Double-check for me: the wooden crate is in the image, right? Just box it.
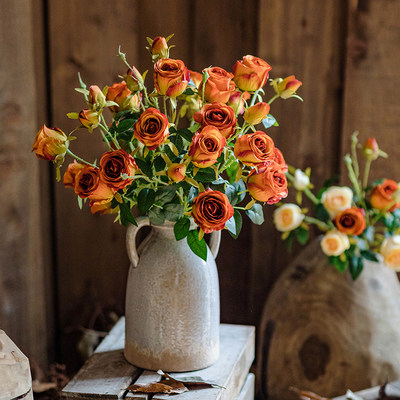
[62,318,255,400]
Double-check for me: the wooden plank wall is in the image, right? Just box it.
[1,0,400,372]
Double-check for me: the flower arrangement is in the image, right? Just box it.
[32,35,302,260]
[273,132,400,279]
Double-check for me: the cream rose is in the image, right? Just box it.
[293,169,310,191]
[320,229,350,256]
[381,235,400,271]
[321,186,353,218]
[273,204,304,232]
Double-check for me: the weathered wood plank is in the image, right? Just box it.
[95,318,125,354]
[334,381,400,400]
[236,373,255,400]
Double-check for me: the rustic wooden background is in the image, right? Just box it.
[1,0,399,374]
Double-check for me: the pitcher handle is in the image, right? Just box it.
[209,230,221,259]
[126,216,151,268]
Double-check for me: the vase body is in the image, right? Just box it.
[257,238,400,400]
[124,218,220,372]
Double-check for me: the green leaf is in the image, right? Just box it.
[187,186,199,203]
[296,227,309,245]
[137,188,156,214]
[170,134,184,154]
[176,128,195,142]
[187,230,207,261]
[183,88,195,95]
[135,158,153,178]
[77,195,83,210]
[119,201,137,226]
[245,203,264,225]
[153,155,166,172]
[349,256,364,280]
[148,207,165,225]
[262,114,278,129]
[117,118,136,133]
[285,231,294,252]
[225,180,246,206]
[174,217,191,240]
[154,185,177,206]
[364,226,375,243]
[315,203,331,223]
[226,210,242,239]
[164,203,184,222]
[360,250,379,262]
[328,255,347,273]
[226,162,239,184]
[193,167,216,183]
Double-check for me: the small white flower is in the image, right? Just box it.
[321,186,353,219]
[293,169,310,191]
[320,229,350,256]
[381,235,400,271]
[273,204,304,232]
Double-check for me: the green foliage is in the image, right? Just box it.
[174,217,191,240]
[349,256,363,280]
[187,230,207,261]
[225,180,246,206]
[225,210,243,239]
[119,200,137,226]
[137,188,156,214]
[245,203,264,225]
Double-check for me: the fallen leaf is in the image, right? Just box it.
[157,370,225,389]
[290,386,332,400]
[159,379,189,394]
[127,382,177,394]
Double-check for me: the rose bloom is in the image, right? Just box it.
[74,165,114,202]
[228,90,250,114]
[99,149,138,190]
[271,75,302,99]
[79,109,100,132]
[200,67,236,103]
[243,102,270,125]
[370,179,399,212]
[191,189,234,233]
[63,160,85,188]
[234,131,275,166]
[247,163,288,204]
[381,235,400,271]
[335,207,366,236]
[321,186,353,218]
[133,107,169,149]
[167,163,187,182]
[188,126,226,168]
[189,70,203,88]
[273,148,288,172]
[151,36,169,59]
[193,102,237,139]
[88,85,106,109]
[233,55,271,92]
[106,81,132,112]
[293,169,310,191]
[90,199,117,215]
[154,58,190,97]
[32,125,69,161]
[273,204,304,232]
[320,229,350,256]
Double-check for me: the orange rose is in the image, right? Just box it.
[63,161,85,188]
[233,55,271,92]
[335,207,366,236]
[188,126,226,168]
[193,102,237,139]
[90,199,118,215]
[247,163,288,204]
[234,131,275,166]
[32,125,69,162]
[106,81,132,112]
[243,102,270,125]
[167,163,187,182]
[151,36,169,59]
[99,149,138,190]
[154,58,190,97]
[273,147,288,172]
[74,165,114,202]
[88,85,106,109]
[189,70,203,88]
[370,179,399,211]
[133,107,169,149]
[79,109,100,132]
[200,67,236,103]
[271,75,302,99]
[191,189,234,233]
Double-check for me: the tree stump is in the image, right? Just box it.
[257,239,400,400]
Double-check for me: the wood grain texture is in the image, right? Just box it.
[0,0,48,367]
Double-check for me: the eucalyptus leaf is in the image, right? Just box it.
[226,210,242,239]
[148,207,166,225]
[225,180,246,206]
[164,203,184,222]
[154,185,177,206]
[245,203,264,225]
[262,114,278,129]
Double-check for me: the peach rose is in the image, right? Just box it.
[273,147,288,172]
[274,204,304,232]
[32,125,69,162]
[321,186,353,218]
[133,107,169,149]
[234,131,275,166]
[370,179,399,212]
[99,149,138,190]
[88,85,106,109]
[154,58,190,97]
[106,81,132,113]
[247,163,288,204]
[151,36,169,59]
[63,161,85,188]
[191,189,234,233]
[243,102,270,125]
[228,90,250,114]
[381,236,400,271]
[271,75,302,99]
[200,67,236,103]
[233,55,271,92]
[188,126,226,168]
[74,165,114,202]
[167,163,187,182]
[79,109,100,132]
[335,207,366,236]
[193,102,237,139]
[320,229,350,256]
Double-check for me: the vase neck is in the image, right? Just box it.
[151,222,176,239]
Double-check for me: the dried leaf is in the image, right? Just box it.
[127,382,176,394]
[290,386,332,400]
[157,370,224,389]
[159,379,189,394]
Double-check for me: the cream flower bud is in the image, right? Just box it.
[293,169,310,191]
[320,229,350,256]
[381,235,400,271]
[321,186,353,219]
[273,204,304,232]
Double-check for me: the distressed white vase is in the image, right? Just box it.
[124,217,221,372]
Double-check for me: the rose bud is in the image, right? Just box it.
[167,163,187,182]
[63,160,85,188]
[228,90,250,114]
[200,67,236,104]
[188,126,226,168]
[151,36,169,59]
[88,85,107,109]
[126,93,141,111]
[106,81,132,112]
[320,229,350,256]
[234,131,275,166]
[271,75,302,99]
[334,207,366,236]
[381,235,400,271]
[370,179,399,212]
[99,149,138,190]
[189,70,203,88]
[273,204,304,232]
[247,163,288,204]
[321,186,353,218]
[125,66,143,92]
[32,125,69,162]
[74,165,114,202]
[133,107,169,149]
[233,55,271,92]
[154,58,190,97]
[191,189,234,234]
[293,169,310,191]
[273,147,288,172]
[243,102,270,125]
[79,109,100,132]
[193,102,237,139]
[90,199,117,215]
[362,138,388,161]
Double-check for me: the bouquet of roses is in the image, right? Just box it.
[32,35,302,260]
[273,132,400,279]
